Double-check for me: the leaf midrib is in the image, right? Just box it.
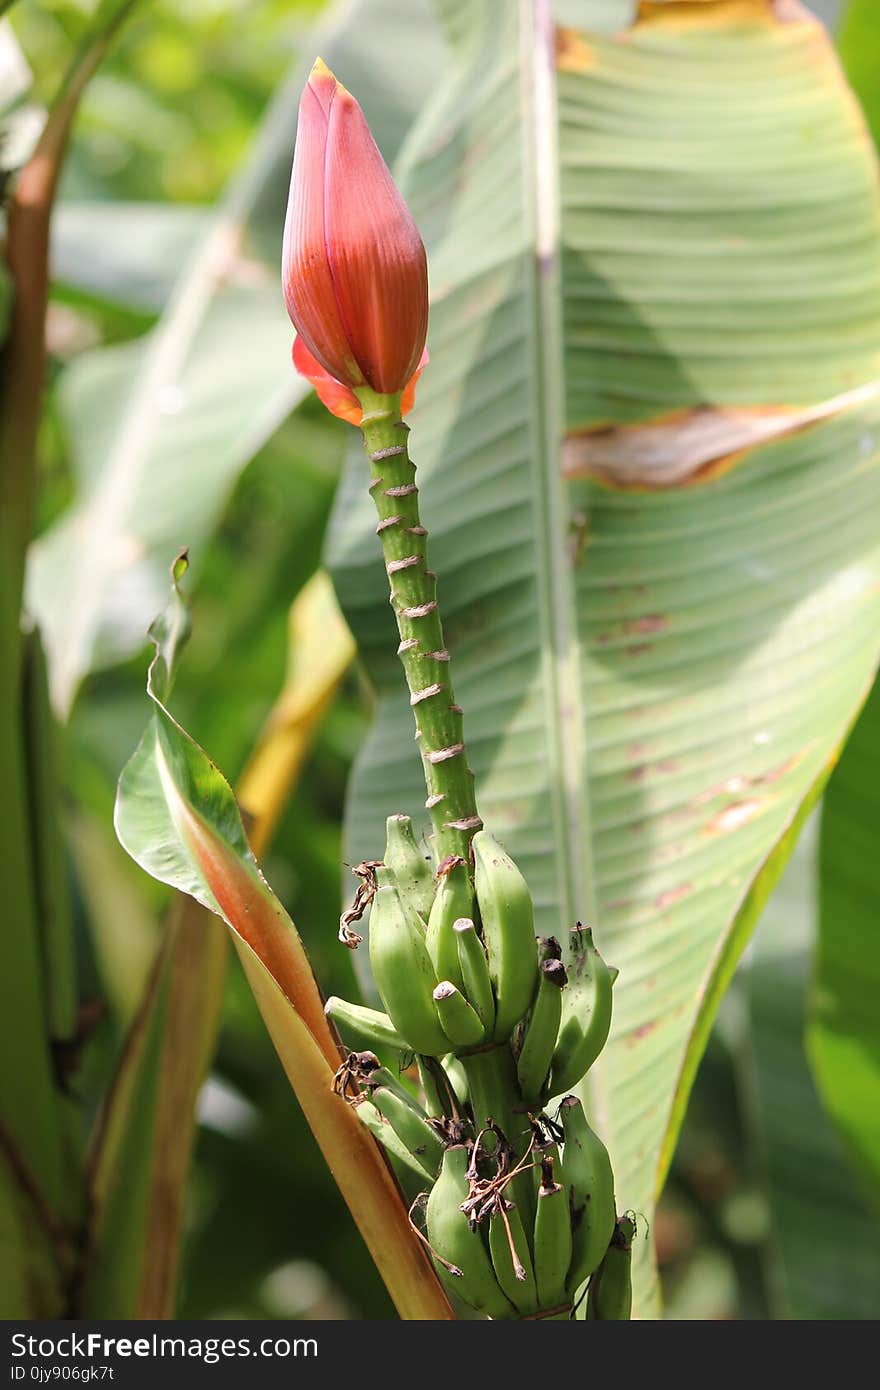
[519,1,611,1140]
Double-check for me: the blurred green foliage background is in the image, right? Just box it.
[6,0,877,1319]
[15,1,322,201]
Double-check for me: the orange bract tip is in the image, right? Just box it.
[292,336,362,424]
[293,336,428,424]
[400,347,429,417]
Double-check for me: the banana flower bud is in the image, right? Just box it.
[282,58,429,418]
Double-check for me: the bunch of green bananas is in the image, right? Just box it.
[325,814,631,1320]
[421,1101,632,1319]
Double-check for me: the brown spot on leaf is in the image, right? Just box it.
[655,883,693,910]
[568,511,590,566]
[705,799,763,834]
[563,386,879,491]
[759,752,806,784]
[625,614,667,635]
[628,756,681,785]
[693,750,808,806]
[694,774,753,805]
[627,1019,659,1049]
[555,26,596,72]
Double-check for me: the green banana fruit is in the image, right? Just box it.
[324,996,407,1055]
[368,868,449,1056]
[433,981,485,1049]
[516,958,567,1107]
[354,1099,436,1182]
[363,1063,423,1108]
[559,1095,616,1293]
[586,1215,634,1320]
[425,857,472,991]
[418,1056,459,1118]
[453,917,496,1033]
[472,830,539,1042]
[384,813,435,923]
[532,1156,572,1312]
[443,1055,469,1105]
[549,925,615,1097]
[370,1086,443,1177]
[488,1200,539,1315]
[425,1145,516,1319]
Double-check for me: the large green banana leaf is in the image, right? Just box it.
[327,0,880,1315]
[26,0,445,718]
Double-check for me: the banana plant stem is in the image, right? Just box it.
[357,387,481,865]
[461,1046,536,1233]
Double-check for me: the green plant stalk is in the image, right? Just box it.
[356,387,481,865]
[357,386,538,1240]
[461,1046,535,1231]
[461,1048,519,1144]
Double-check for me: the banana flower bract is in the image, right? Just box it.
[283,58,428,418]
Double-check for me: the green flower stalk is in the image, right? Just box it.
[283,59,629,1322]
[282,58,479,864]
[355,386,482,863]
